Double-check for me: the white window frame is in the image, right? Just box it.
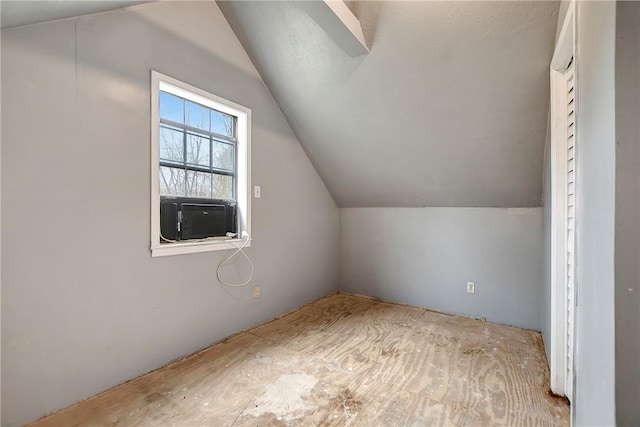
[549,1,575,399]
[150,71,251,257]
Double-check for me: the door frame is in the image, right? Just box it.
[549,0,576,399]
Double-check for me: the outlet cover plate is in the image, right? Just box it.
[467,282,475,294]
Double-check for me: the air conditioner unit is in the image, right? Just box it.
[160,197,237,242]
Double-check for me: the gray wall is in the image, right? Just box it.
[339,208,542,330]
[574,1,617,425]
[615,2,640,425]
[0,2,339,426]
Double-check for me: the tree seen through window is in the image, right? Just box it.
[158,91,236,200]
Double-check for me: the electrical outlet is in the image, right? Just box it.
[253,286,261,298]
[254,185,261,198]
[467,282,475,294]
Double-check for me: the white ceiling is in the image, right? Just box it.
[1,0,150,29]
[219,1,560,207]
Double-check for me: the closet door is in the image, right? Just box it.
[565,61,576,401]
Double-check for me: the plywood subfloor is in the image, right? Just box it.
[29,293,569,426]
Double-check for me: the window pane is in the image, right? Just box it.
[212,141,234,171]
[212,174,233,199]
[186,133,210,167]
[160,91,184,123]
[159,166,185,196]
[186,170,212,199]
[185,100,209,131]
[159,126,184,163]
[211,110,235,137]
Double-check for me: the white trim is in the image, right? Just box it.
[150,71,251,257]
[302,1,369,57]
[151,238,252,258]
[551,3,575,70]
[549,67,568,397]
[548,1,575,399]
[322,1,369,55]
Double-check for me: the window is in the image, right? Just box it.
[158,90,236,200]
[150,71,251,257]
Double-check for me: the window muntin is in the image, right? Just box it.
[158,90,237,201]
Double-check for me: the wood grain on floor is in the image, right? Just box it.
[28,293,569,426]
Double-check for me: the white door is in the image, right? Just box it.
[549,0,575,399]
[564,61,576,401]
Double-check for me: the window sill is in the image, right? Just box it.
[151,238,251,257]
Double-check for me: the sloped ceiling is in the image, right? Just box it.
[0,1,150,29]
[218,1,559,207]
